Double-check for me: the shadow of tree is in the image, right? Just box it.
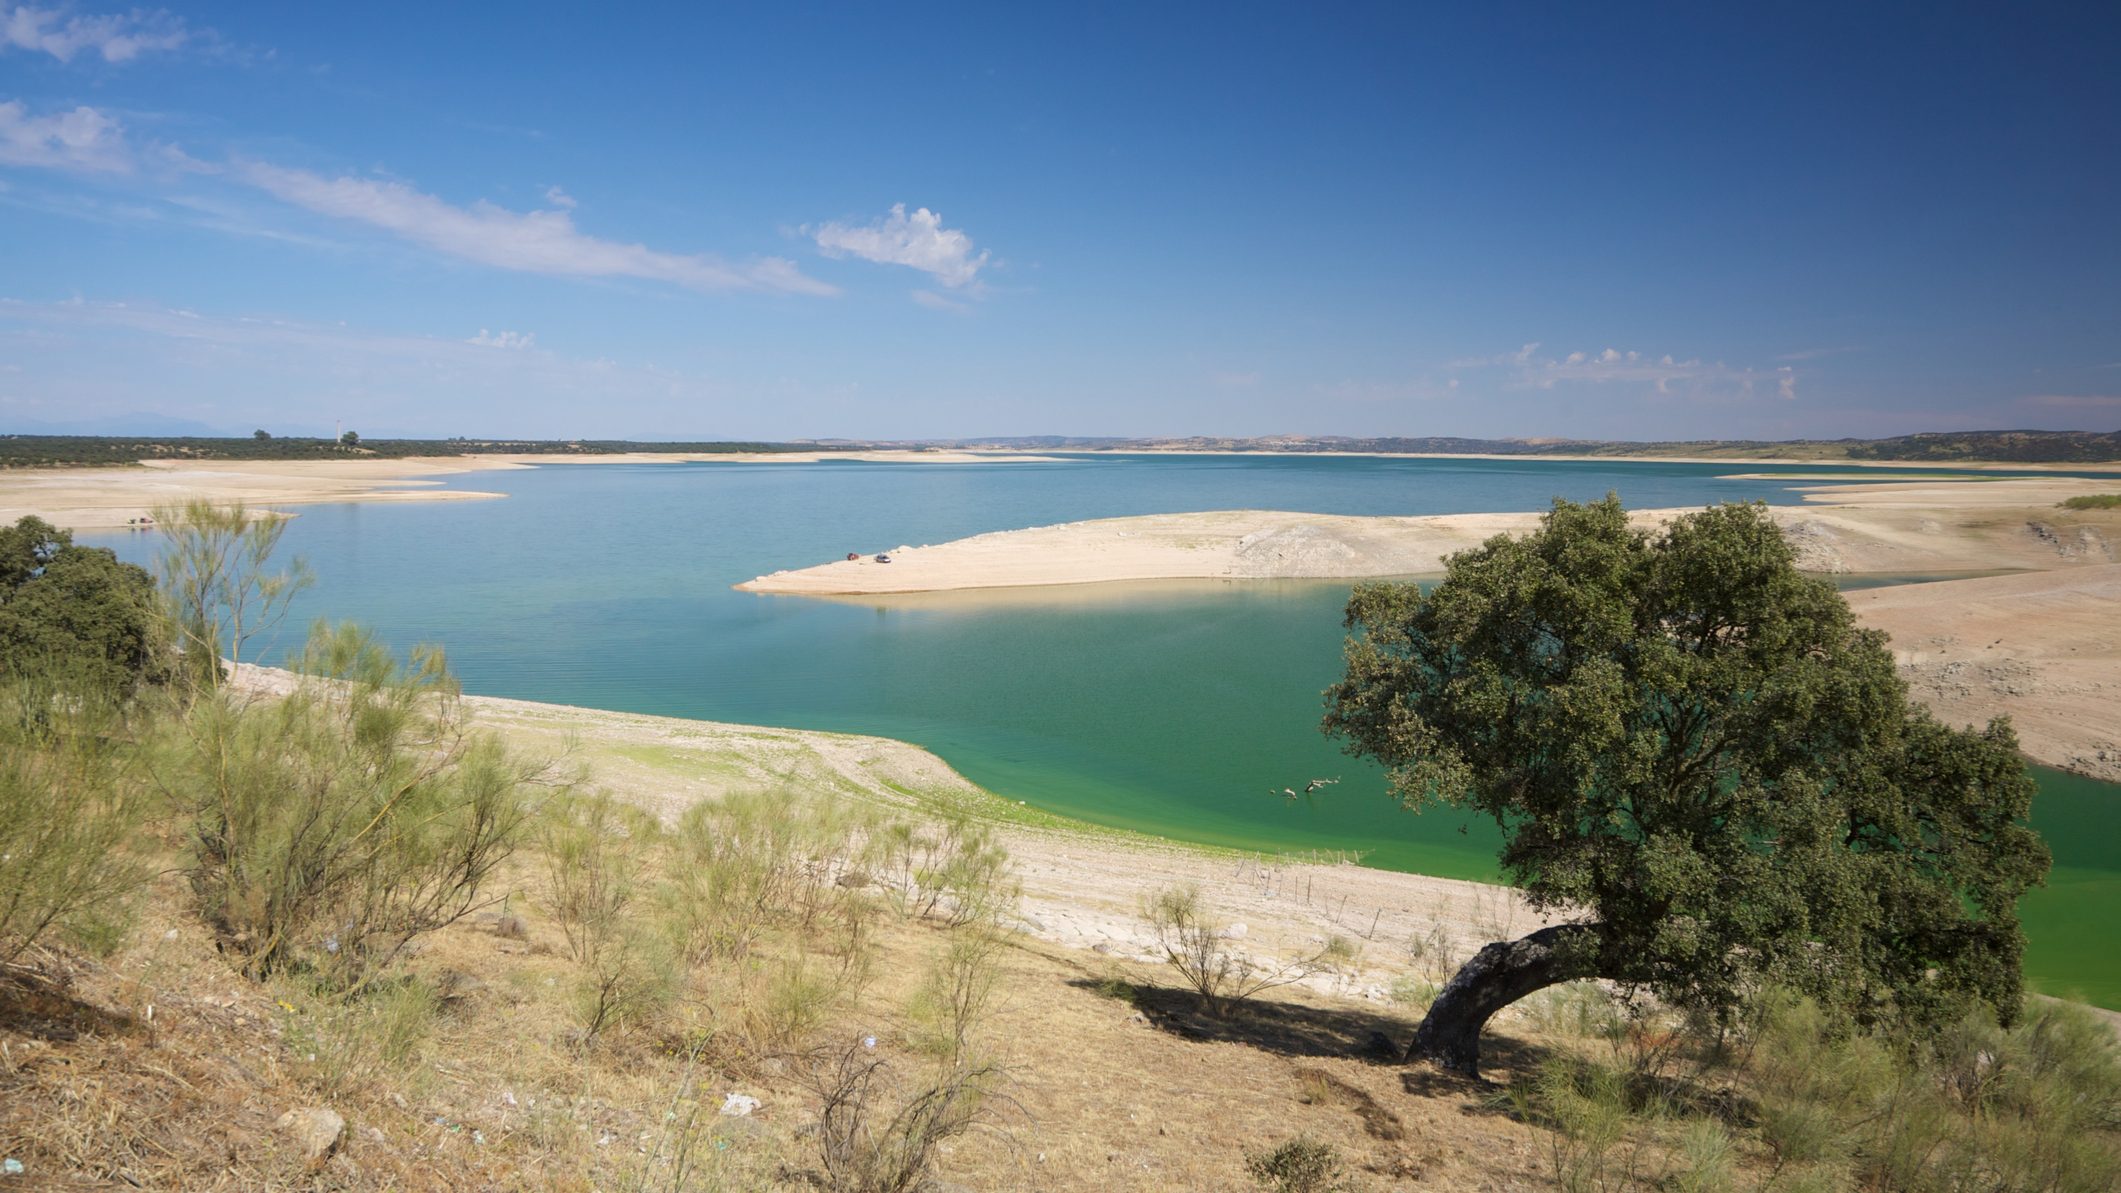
[0,969,142,1043]
[1068,977,1416,1062]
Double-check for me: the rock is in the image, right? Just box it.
[719,1093,761,1117]
[276,1107,345,1166]
[1091,942,1115,954]
[1221,922,1248,940]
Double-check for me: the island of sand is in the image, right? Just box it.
[740,475,2121,781]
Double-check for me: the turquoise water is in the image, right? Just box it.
[86,454,2121,1006]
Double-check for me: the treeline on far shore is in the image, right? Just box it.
[0,435,830,468]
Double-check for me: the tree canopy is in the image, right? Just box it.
[1324,496,2050,1075]
[0,516,167,692]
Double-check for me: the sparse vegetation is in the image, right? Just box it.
[2060,492,2121,509]
[1141,883,1354,1017]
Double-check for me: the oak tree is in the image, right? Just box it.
[1324,497,2049,1076]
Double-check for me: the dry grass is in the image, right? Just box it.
[0,834,1576,1191]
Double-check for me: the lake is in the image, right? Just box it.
[88,453,2121,1007]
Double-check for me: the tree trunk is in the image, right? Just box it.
[1408,922,1601,1078]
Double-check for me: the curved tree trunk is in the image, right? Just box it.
[1408,923,1602,1078]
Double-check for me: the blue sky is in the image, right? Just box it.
[1,3,2116,441]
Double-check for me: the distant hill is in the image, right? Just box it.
[936,430,2121,465]
[3,428,2116,469]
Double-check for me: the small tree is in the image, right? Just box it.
[339,430,360,447]
[152,501,309,694]
[1324,497,2049,1076]
[253,428,271,440]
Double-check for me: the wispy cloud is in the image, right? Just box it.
[0,99,131,172]
[239,161,837,296]
[811,203,988,289]
[2,3,190,63]
[1453,343,1796,401]
[468,328,535,349]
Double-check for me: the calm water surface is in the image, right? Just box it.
[89,454,2121,1007]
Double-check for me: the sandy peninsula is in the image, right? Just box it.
[0,450,1062,531]
[736,476,2121,779]
[738,476,2121,596]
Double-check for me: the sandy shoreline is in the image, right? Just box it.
[736,479,2121,780]
[414,677,1560,1005]
[739,476,2121,595]
[0,450,1062,530]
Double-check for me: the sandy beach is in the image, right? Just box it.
[0,450,1061,530]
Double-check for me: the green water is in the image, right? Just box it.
[86,453,2121,1007]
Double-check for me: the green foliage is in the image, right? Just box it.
[1242,1136,1349,1193]
[907,924,1007,1065]
[0,515,167,692]
[1745,988,2121,1192]
[172,622,547,984]
[1324,496,2050,1041]
[0,670,152,965]
[151,500,309,691]
[2060,493,2121,510]
[540,791,677,1042]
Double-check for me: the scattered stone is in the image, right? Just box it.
[361,1126,385,1144]
[276,1107,345,1166]
[719,1093,761,1117]
[1221,922,1248,940]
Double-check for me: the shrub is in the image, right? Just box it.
[908,925,1007,1065]
[1242,1136,1348,1193]
[0,672,151,965]
[151,500,309,693]
[807,1036,998,1193]
[1140,884,1351,1017]
[541,790,676,1042]
[174,622,547,984]
[2059,493,2121,510]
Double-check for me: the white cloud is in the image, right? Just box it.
[1447,342,1797,401]
[0,99,132,172]
[811,203,988,288]
[240,161,837,296]
[468,328,535,349]
[2,3,189,62]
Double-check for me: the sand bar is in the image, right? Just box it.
[738,476,2121,595]
[0,450,1062,531]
